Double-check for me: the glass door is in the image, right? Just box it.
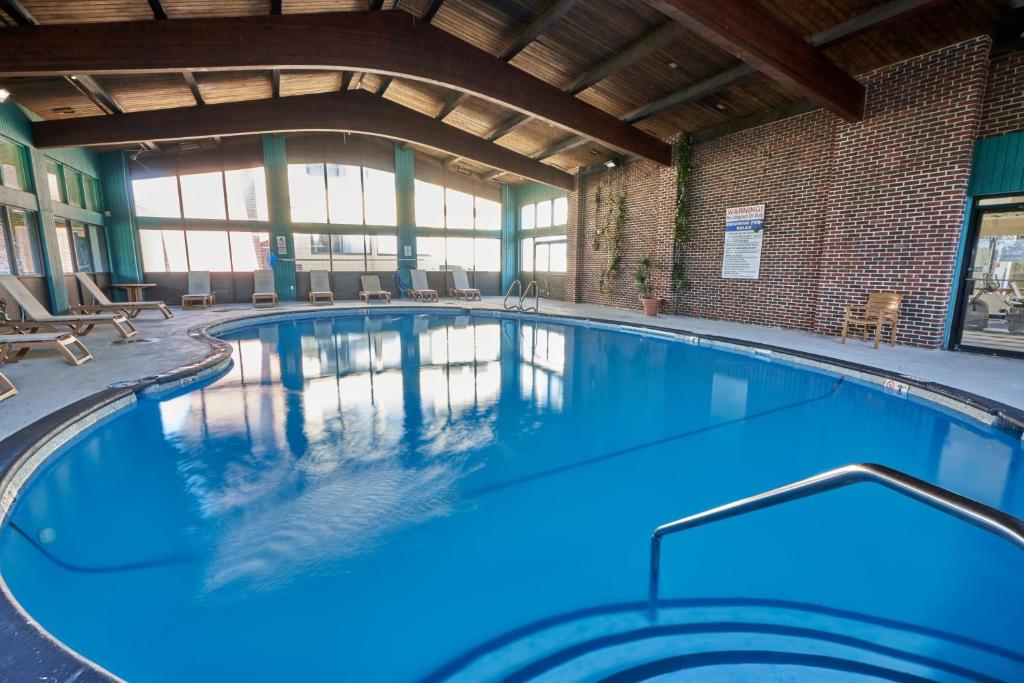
[953,196,1024,357]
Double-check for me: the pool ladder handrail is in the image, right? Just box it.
[648,462,1024,615]
[503,280,540,312]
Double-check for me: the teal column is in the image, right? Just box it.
[501,183,518,292]
[27,148,68,313]
[99,151,143,296]
[394,143,416,270]
[262,134,296,301]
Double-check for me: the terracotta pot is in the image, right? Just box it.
[640,296,659,316]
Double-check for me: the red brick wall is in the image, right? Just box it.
[980,51,1024,138]
[567,36,994,347]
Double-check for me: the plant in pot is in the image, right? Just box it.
[634,256,660,316]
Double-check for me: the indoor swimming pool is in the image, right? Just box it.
[1,310,1023,681]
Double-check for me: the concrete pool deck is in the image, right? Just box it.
[1,297,1023,442]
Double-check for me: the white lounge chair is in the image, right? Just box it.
[309,271,334,305]
[252,270,279,308]
[182,271,215,309]
[73,272,173,319]
[448,269,481,300]
[0,275,138,338]
[359,275,391,303]
[410,270,438,302]
[0,332,93,366]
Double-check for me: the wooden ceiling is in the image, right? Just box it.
[0,0,1009,186]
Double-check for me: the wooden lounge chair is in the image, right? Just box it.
[309,270,334,305]
[73,272,173,320]
[410,270,438,302]
[0,332,93,365]
[0,370,14,401]
[0,275,138,339]
[252,270,279,308]
[448,269,481,301]
[182,271,215,309]
[359,275,391,303]
[841,291,902,349]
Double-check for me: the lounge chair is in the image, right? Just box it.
[0,275,138,338]
[448,269,481,301]
[410,270,438,302]
[0,370,14,401]
[73,272,173,320]
[0,332,93,365]
[252,270,279,308]
[182,271,215,309]
[309,271,334,305]
[841,291,902,349]
[359,275,391,303]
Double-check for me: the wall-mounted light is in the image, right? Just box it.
[604,160,616,169]
[0,89,9,103]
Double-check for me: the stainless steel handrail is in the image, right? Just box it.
[649,463,1024,615]
[520,280,539,312]
[503,280,523,310]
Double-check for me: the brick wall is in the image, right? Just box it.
[567,36,995,347]
[980,51,1024,138]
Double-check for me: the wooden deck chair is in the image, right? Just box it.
[0,332,93,365]
[359,275,391,303]
[841,292,902,349]
[448,269,481,300]
[309,270,334,305]
[410,270,438,302]
[182,271,215,309]
[252,270,279,308]
[0,370,14,401]
[73,272,173,319]
[0,275,138,339]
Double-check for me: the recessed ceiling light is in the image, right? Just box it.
[668,62,678,69]
[714,103,727,111]
[0,89,9,103]
[604,160,616,169]
[69,75,78,80]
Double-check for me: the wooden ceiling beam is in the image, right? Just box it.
[421,0,445,22]
[368,0,385,9]
[377,76,393,96]
[270,0,282,13]
[147,0,167,20]
[532,135,588,161]
[0,0,33,25]
[640,0,865,121]
[31,90,575,190]
[271,69,281,97]
[340,71,354,91]
[0,11,670,165]
[182,70,205,105]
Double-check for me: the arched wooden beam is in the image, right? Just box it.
[1,10,671,166]
[30,91,576,190]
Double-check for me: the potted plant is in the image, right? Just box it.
[634,256,659,316]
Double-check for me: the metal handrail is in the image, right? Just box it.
[503,280,523,310]
[520,280,539,312]
[649,463,1024,615]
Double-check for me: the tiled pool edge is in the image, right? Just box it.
[0,303,1022,682]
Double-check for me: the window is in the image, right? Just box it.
[330,234,365,271]
[225,167,268,221]
[326,164,363,225]
[139,228,269,273]
[536,200,552,228]
[293,232,395,272]
[53,220,74,273]
[534,236,567,274]
[474,238,500,271]
[294,233,333,272]
[70,222,93,272]
[6,209,42,275]
[64,167,84,208]
[0,224,10,275]
[521,203,535,230]
[445,188,474,229]
[367,234,397,270]
[46,161,64,203]
[553,197,567,226]
[0,138,28,191]
[90,225,109,272]
[288,163,328,223]
[416,236,445,270]
[362,168,396,226]
[180,172,227,220]
[475,197,500,230]
[133,176,182,218]
[140,229,188,272]
[84,176,102,212]
[445,237,474,270]
[415,180,444,228]
[520,237,534,272]
[228,232,271,271]
[185,230,231,271]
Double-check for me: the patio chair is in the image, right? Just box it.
[73,272,173,320]
[252,270,279,308]
[0,275,138,338]
[411,270,438,302]
[448,269,481,301]
[0,332,93,365]
[309,270,334,305]
[182,271,215,309]
[0,370,14,401]
[359,275,391,303]
[840,291,902,349]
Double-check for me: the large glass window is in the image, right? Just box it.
[288,163,328,223]
[139,229,188,273]
[0,223,10,275]
[287,163,397,227]
[533,236,567,274]
[474,238,500,271]
[84,176,103,212]
[414,180,444,228]
[293,231,395,272]
[45,161,64,203]
[327,164,363,225]
[180,172,227,220]
[0,138,29,191]
[53,219,75,273]
[445,237,474,270]
[139,228,269,273]
[70,221,93,272]
[521,203,535,230]
[520,237,534,272]
[475,197,500,230]
[228,231,271,271]
[445,188,474,230]
[294,233,333,272]
[536,200,552,229]
[225,168,268,221]
[416,236,445,270]
[133,176,182,218]
[64,167,84,208]
[185,230,231,271]
[553,197,568,226]
[362,168,397,226]
[90,225,109,273]
[7,209,42,275]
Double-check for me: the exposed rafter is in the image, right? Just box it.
[0,0,33,25]
[0,11,671,165]
[271,69,281,98]
[377,76,393,96]
[270,0,282,13]
[640,0,865,121]
[531,135,588,161]
[31,91,575,190]
[369,0,385,9]
[421,0,445,23]
[147,0,167,20]
[182,70,205,105]
[340,71,355,91]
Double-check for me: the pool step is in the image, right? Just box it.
[426,601,1024,683]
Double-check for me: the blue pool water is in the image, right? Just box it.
[2,311,1023,681]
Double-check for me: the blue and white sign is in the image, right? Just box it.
[722,204,765,279]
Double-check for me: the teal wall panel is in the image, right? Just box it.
[26,147,67,313]
[969,132,1024,197]
[99,151,143,288]
[395,145,416,269]
[263,133,297,301]
[501,183,517,291]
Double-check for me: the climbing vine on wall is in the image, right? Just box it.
[593,168,627,295]
[671,135,693,302]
